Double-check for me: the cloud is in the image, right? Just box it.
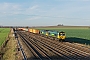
[55,0,90,1]
[75,0,90,1]
[0,1,90,26]
[0,3,40,18]
[0,2,20,10]
[47,1,90,18]
[26,16,41,20]
[24,5,40,15]
[26,5,39,12]
[0,2,21,15]
[30,5,39,10]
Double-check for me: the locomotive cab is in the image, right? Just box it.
[58,31,66,40]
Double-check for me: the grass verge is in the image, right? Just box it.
[3,29,17,60]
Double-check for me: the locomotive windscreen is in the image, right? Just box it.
[59,32,65,36]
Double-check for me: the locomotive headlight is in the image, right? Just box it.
[60,33,62,34]
[42,32,44,33]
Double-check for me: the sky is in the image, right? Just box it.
[0,0,90,26]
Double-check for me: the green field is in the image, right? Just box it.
[36,27,90,45]
[0,28,10,46]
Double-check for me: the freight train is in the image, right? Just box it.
[17,28,66,40]
[40,30,66,40]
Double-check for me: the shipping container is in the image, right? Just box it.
[18,28,24,31]
[32,29,40,34]
[23,28,28,31]
[28,29,33,32]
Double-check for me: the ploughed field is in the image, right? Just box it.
[0,28,10,46]
[17,29,90,60]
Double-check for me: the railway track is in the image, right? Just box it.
[17,31,90,60]
[18,31,53,60]
[28,32,90,59]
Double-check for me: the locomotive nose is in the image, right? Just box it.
[59,33,66,40]
[60,36,65,40]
